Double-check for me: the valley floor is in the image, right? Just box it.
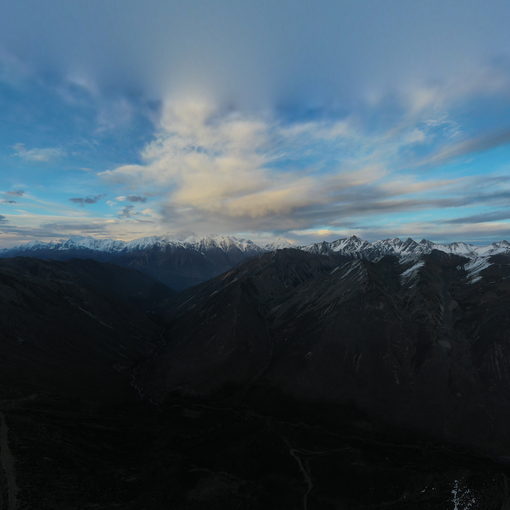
[1,391,510,510]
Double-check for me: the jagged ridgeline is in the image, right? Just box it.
[2,234,509,289]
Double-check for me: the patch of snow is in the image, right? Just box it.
[400,260,425,286]
[337,260,366,282]
[451,479,476,510]
[463,257,491,283]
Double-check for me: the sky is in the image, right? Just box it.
[1,0,510,247]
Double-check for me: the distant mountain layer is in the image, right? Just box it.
[1,234,510,289]
[0,257,171,399]
[0,235,270,290]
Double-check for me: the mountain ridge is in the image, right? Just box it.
[140,247,510,457]
[2,234,510,290]
[3,233,509,258]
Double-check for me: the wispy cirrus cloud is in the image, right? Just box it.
[443,210,510,225]
[12,143,65,162]
[419,128,510,167]
[116,195,147,203]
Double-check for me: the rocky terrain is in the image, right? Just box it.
[1,242,510,508]
[140,248,510,455]
[3,234,509,290]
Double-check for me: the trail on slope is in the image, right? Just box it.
[0,412,18,510]
[283,438,314,510]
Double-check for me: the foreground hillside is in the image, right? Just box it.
[1,253,510,508]
[140,248,510,457]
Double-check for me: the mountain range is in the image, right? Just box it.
[2,234,510,289]
[2,237,510,508]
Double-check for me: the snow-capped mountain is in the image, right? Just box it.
[2,233,509,290]
[1,234,264,255]
[301,236,510,286]
[4,233,510,260]
[301,235,510,260]
[0,234,265,290]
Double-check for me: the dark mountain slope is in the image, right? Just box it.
[141,249,510,456]
[0,258,176,509]
[1,252,510,508]
[0,257,172,400]
[141,250,340,396]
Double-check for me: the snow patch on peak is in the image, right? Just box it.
[263,238,298,251]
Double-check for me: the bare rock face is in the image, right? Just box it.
[142,248,510,456]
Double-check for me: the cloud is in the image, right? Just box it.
[39,222,108,235]
[2,2,510,245]
[0,215,7,223]
[116,195,147,203]
[0,211,166,248]
[12,143,64,162]
[0,221,109,246]
[119,205,135,218]
[103,99,388,222]
[103,97,500,236]
[69,195,104,206]
[2,1,510,113]
[422,128,510,166]
[5,190,24,196]
[443,210,510,224]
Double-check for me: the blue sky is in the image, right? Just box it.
[1,0,510,246]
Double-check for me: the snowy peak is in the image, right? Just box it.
[190,235,263,254]
[303,236,510,260]
[2,234,510,263]
[4,236,127,253]
[262,238,298,251]
[2,234,264,255]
